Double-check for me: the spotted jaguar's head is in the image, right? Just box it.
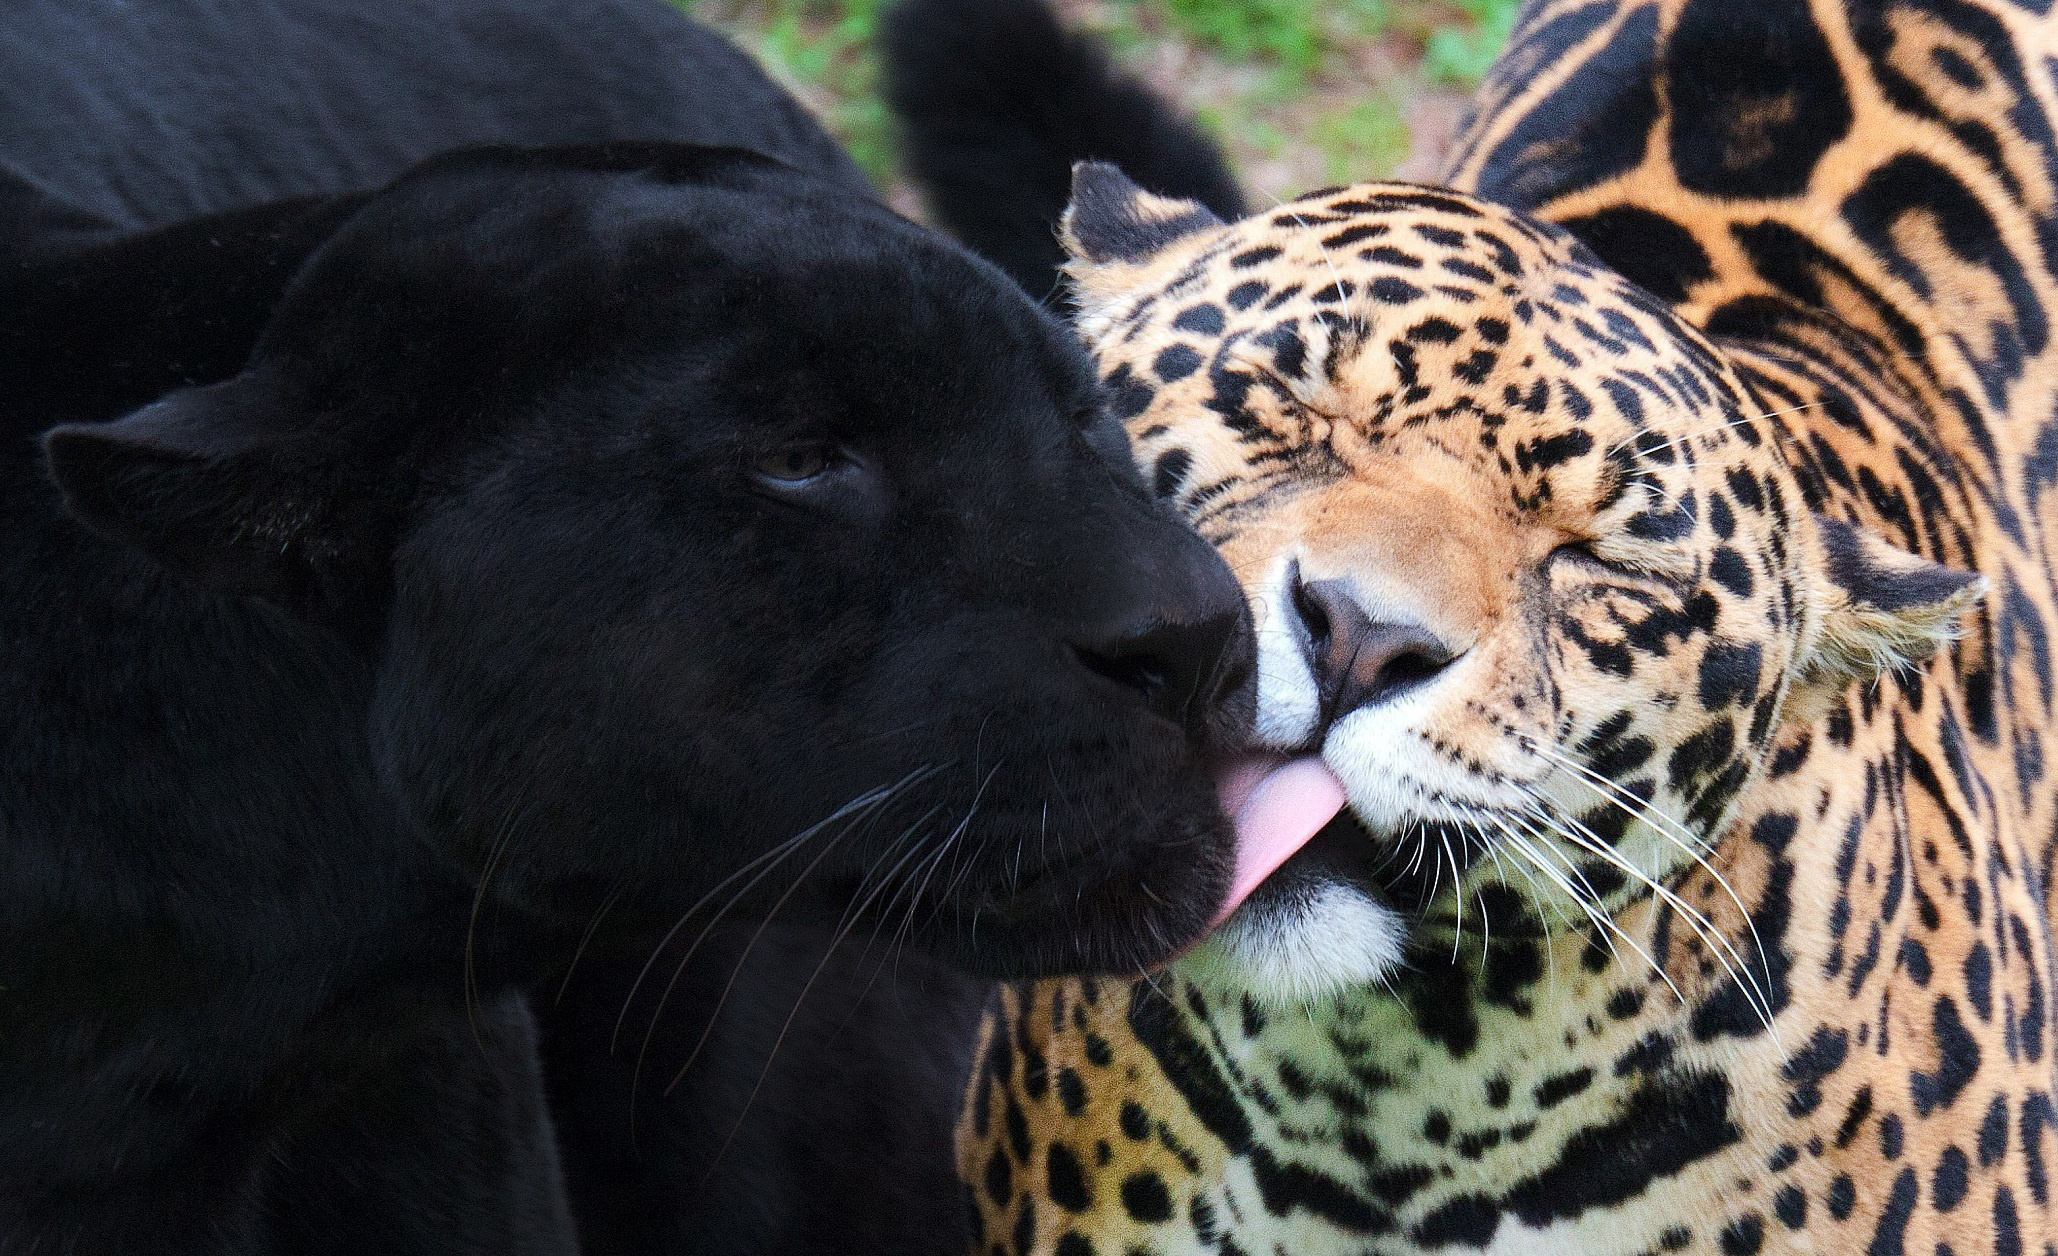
[1061,165,1985,1004]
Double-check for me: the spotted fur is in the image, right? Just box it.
[946,1,2058,1252]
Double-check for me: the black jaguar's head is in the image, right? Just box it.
[40,145,1256,978]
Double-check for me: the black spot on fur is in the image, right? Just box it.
[1409,955,1481,1057]
[1255,324,1307,377]
[1865,1166,1917,1254]
[1005,1099,1032,1161]
[1783,1027,1849,1089]
[1127,985,1252,1152]
[985,1146,1013,1206]
[1934,1145,1969,1211]
[1719,1214,1764,1254]
[1827,1174,1856,1219]
[1475,3,1657,209]
[1371,277,1425,304]
[1667,0,1851,197]
[1558,206,1716,303]
[1412,1194,1500,1246]
[1323,223,1389,248]
[1515,428,1595,471]
[1118,1170,1172,1223]
[1967,943,1995,1020]
[1248,1146,1394,1232]
[1370,1165,1435,1207]
[1667,719,1734,792]
[1710,546,1754,597]
[1152,447,1192,499]
[1484,939,1543,1012]
[1979,1094,2009,1165]
[1698,641,1763,708]
[1614,1031,1677,1079]
[1829,1088,1873,1150]
[1912,997,1982,1116]
[1501,1070,1741,1226]
[1104,363,1155,419]
[1153,343,1202,382]
[1607,988,1645,1019]
[1056,1067,1088,1117]
[1534,1067,1595,1109]
[1046,1142,1091,1212]
[1012,1194,1036,1256]
[1995,1184,2022,1256]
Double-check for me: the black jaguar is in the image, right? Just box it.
[0,2,1251,1250]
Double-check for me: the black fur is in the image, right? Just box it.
[2,6,1258,1251]
[882,0,1246,300]
[1066,160,1229,264]
[545,923,990,1256]
[0,0,865,228]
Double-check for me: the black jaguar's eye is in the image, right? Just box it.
[754,444,832,484]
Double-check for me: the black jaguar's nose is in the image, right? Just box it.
[1290,573,1455,722]
[1071,549,1254,737]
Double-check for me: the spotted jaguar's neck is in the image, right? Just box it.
[1448,0,2058,561]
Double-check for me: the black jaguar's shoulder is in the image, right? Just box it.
[0,0,867,228]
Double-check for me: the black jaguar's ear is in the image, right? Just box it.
[1797,514,1987,691]
[44,372,400,623]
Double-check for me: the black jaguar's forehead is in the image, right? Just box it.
[260,153,1103,475]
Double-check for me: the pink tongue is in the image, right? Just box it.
[1211,755,1349,926]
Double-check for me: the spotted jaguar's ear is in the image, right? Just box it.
[1061,162,1226,336]
[1796,514,1987,695]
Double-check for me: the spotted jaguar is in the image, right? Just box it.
[887,0,2058,1251]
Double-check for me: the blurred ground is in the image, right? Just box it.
[677,0,1517,214]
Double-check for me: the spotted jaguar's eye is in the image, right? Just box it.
[1550,535,1695,584]
[1549,539,1606,569]
[754,444,832,485]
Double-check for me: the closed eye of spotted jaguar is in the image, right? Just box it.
[886,0,2058,1251]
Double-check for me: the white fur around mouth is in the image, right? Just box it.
[1178,879,1408,1008]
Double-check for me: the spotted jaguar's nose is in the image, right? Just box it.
[1288,570,1457,723]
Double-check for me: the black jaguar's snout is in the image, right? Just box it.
[1071,545,1255,738]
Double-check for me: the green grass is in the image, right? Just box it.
[678,0,898,185]
[684,0,1524,198]
[1420,0,1520,84]
[1308,95,1413,186]
[1152,0,1515,90]
[1159,0,1328,79]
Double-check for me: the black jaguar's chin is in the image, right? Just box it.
[881,793,1236,979]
